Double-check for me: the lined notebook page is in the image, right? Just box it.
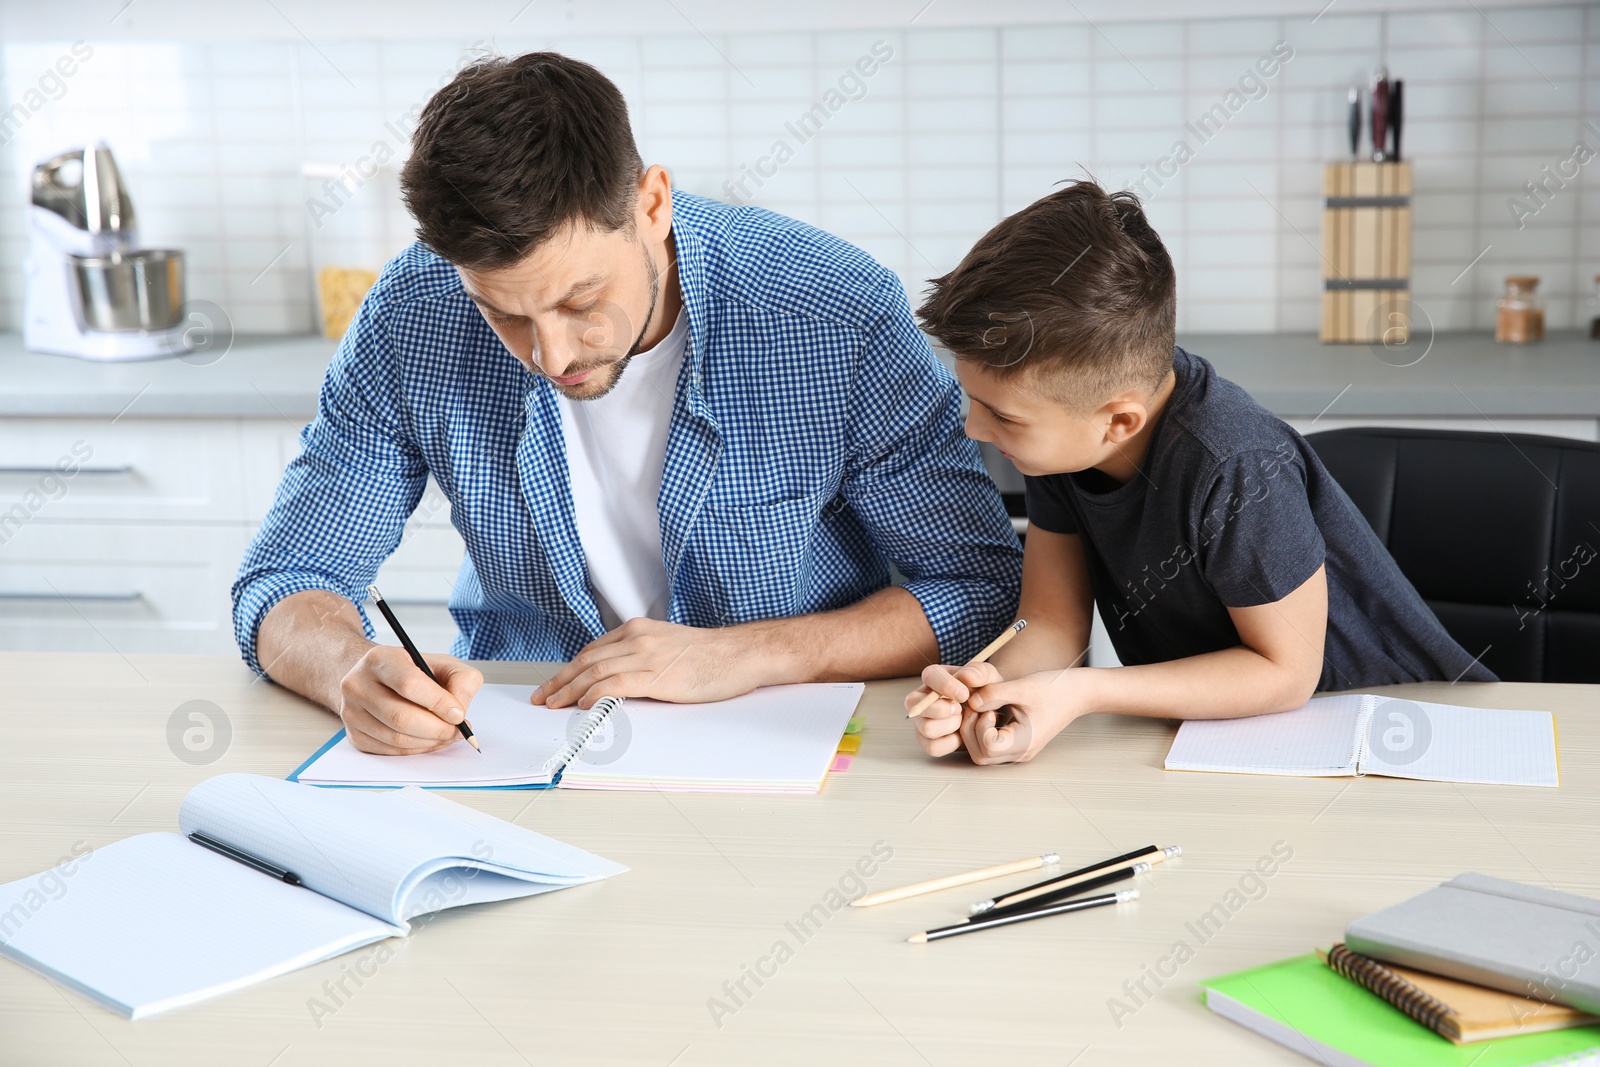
[560,683,864,792]
[1362,699,1559,787]
[1163,695,1367,776]
[294,685,572,787]
[0,833,395,1019]
[291,682,864,793]
[180,775,625,925]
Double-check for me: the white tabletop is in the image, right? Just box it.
[1,651,1595,1066]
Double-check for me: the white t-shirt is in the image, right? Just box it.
[556,309,688,630]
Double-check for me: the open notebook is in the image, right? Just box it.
[0,774,624,1018]
[1163,694,1558,787]
[291,682,864,793]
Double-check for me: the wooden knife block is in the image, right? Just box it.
[1321,161,1412,343]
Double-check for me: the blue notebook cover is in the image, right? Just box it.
[286,729,560,790]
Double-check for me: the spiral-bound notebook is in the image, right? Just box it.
[1163,694,1558,787]
[290,682,864,793]
[1322,943,1600,1044]
[1202,953,1600,1067]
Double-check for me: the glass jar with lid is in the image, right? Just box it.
[1496,275,1544,344]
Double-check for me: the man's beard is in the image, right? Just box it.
[559,248,662,402]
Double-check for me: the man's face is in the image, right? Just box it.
[458,222,662,401]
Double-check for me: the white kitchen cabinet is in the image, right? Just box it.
[0,418,255,523]
[0,522,253,653]
[0,415,468,657]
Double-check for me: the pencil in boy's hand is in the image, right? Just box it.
[907,619,1026,718]
[368,585,481,753]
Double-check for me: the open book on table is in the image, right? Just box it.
[1163,693,1558,787]
[0,774,625,1018]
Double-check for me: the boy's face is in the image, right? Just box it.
[955,359,1158,478]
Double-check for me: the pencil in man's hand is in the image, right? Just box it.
[369,585,481,753]
[907,619,1026,719]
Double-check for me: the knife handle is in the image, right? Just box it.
[1389,79,1404,162]
[1347,87,1362,160]
[1371,79,1389,162]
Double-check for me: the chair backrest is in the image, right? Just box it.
[1305,427,1600,683]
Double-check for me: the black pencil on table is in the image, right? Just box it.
[368,584,480,752]
[970,844,1157,915]
[909,889,1138,943]
[967,862,1144,924]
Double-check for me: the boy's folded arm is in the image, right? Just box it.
[1078,564,1328,720]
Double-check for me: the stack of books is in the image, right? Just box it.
[1201,874,1600,1066]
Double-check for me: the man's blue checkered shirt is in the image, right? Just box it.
[233,191,1022,672]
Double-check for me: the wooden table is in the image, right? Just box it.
[2,652,1596,1066]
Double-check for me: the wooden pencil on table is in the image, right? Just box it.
[907,619,1026,719]
[850,851,1060,908]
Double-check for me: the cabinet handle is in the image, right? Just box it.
[0,465,133,475]
[0,591,143,602]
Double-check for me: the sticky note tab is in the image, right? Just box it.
[830,754,854,772]
[836,734,861,754]
[844,716,865,735]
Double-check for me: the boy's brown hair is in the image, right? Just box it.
[917,180,1176,405]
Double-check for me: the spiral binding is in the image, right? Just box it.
[1327,942,1459,1040]
[541,696,625,777]
[1351,697,1375,776]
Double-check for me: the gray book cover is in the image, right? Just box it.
[1345,873,1600,1014]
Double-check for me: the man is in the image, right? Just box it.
[233,51,1021,755]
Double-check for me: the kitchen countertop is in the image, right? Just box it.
[0,332,339,419]
[1186,331,1600,419]
[1,330,1597,420]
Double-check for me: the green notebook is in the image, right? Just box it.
[1200,954,1600,1067]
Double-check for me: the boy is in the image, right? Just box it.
[906,180,1494,765]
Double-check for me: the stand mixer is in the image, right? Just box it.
[24,142,192,360]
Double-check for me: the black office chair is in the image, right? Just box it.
[1305,427,1600,683]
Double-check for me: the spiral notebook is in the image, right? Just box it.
[0,774,624,1018]
[1345,874,1600,1015]
[1163,694,1559,787]
[1322,943,1600,1044]
[1202,953,1600,1067]
[290,682,864,793]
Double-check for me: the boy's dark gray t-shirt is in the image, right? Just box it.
[1023,347,1495,689]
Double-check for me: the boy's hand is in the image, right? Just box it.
[960,669,1083,765]
[906,662,1004,758]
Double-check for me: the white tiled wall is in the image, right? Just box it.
[1,5,1596,335]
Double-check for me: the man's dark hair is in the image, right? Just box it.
[917,179,1176,405]
[400,52,644,270]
